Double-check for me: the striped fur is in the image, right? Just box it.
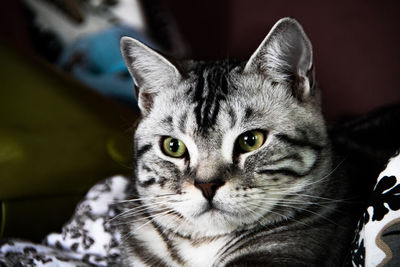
[119,18,354,266]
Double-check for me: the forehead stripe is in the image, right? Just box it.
[192,64,231,132]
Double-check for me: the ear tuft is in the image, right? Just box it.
[120,37,181,115]
[244,18,314,100]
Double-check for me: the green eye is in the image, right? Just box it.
[237,130,265,152]
[162,137,187,158]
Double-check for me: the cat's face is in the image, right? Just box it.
[121,18,332,237]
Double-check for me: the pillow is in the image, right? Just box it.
[350,151,400,266]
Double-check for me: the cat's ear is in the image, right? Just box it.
[244,18,314,100]
[120,36,181,115]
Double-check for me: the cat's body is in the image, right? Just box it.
[119,18,356,266]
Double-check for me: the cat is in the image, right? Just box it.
[118,17,356,267]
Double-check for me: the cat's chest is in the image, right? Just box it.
[132,222,232,267]
[173,235,232,267]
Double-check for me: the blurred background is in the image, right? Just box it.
[0,0,399,242]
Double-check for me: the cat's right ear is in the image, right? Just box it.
[120,37,181,115]
[244,18,314,101]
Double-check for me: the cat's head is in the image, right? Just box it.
[121,18,332,237]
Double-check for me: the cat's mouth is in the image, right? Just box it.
[196,203,221,216]
[195,201,239,218]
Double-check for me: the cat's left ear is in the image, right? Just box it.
[244,18,315,101]
[120,36,181,115]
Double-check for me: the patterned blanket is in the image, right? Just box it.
[1,153,399,267]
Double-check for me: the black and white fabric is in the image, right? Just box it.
[0,176,129,266]
[351,151,400,267]
[1,155,399,267]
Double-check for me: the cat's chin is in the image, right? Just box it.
[182,212,246,237]
[192,202,296,237]
[161,207,271,238]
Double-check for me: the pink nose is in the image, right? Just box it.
[194,179,225,201]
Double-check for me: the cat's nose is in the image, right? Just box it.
[194,179,225,201]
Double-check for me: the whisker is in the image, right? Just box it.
[119,202,188,219]
[240,204,265,227]
[116,208,173,227]
[167,212,188,236]
[109,198,183,223]
[133,209,176,234]
[110,204,162,222]
[301,158,346,188]
[269,200,332,211]
[252,158,346,195]
[111,193,179,205]
[247,200,311,227]
[273,202,340,226]
[258,190,350,203]
[248,196,341,227]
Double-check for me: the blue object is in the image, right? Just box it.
[58,25,157,108]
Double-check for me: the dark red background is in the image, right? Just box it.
[162,0,400,122]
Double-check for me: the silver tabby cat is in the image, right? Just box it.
[119,18,353,267]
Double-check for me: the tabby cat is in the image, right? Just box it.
[119,18,354,267]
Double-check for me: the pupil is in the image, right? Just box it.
[244,134,256,146]
[169,139,180,152]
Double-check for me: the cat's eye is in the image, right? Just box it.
[162,137,187,158]
[237,130,265,153]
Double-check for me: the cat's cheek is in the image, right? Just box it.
[135,186,160,200]
[178,182,207,215]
